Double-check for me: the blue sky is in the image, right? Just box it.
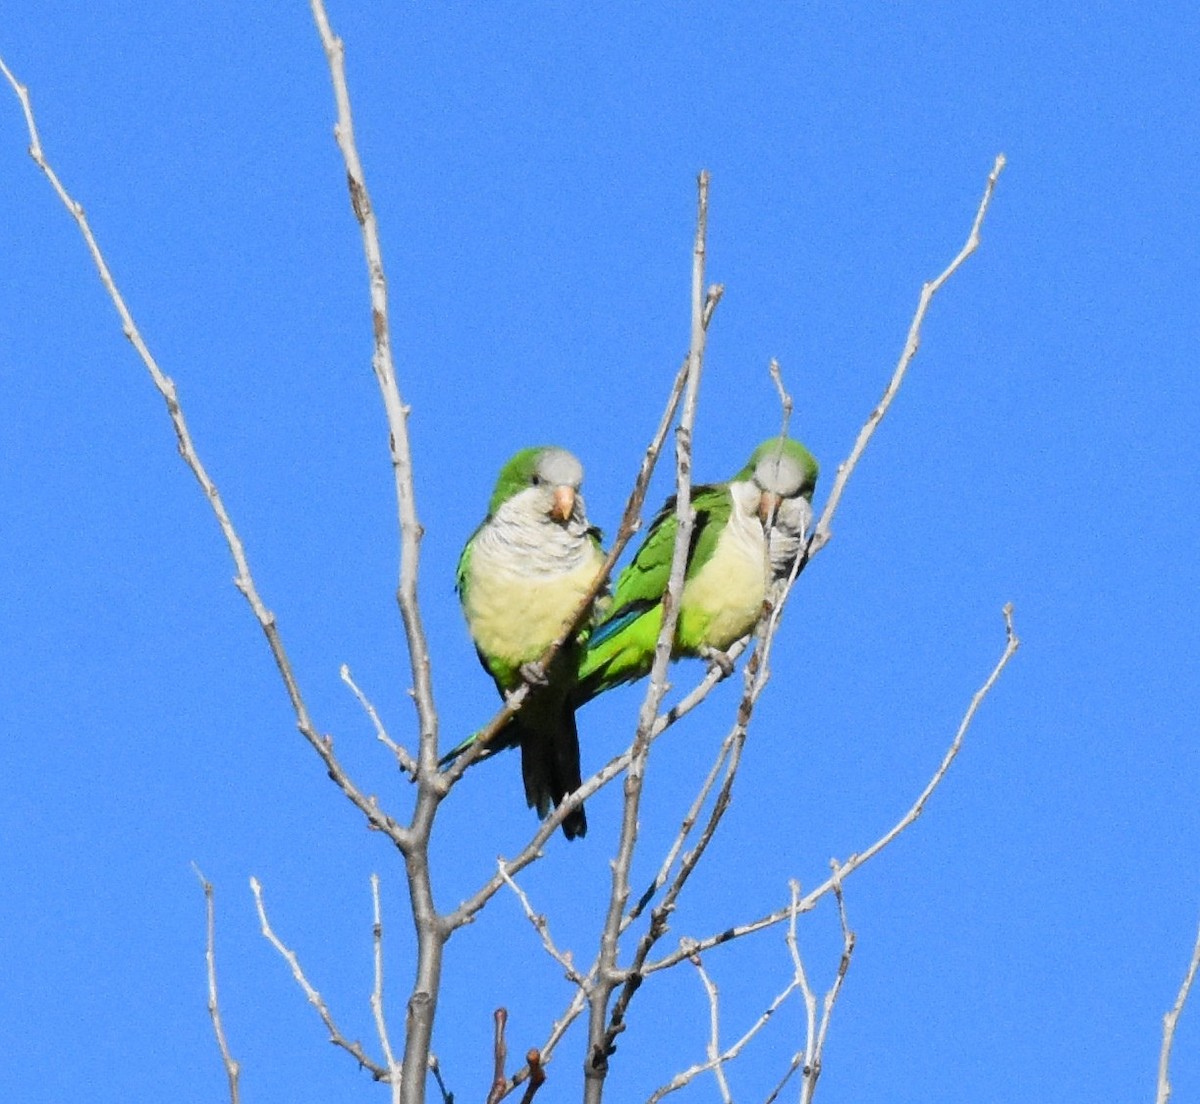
[2,3,1198,1102]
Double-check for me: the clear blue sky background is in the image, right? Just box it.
[2,3,1197,1102]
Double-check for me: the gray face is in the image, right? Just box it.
[753,453,805,498]
[535,448,584,490]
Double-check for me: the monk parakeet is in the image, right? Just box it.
[575,436,817,701]
[453,446,605,839]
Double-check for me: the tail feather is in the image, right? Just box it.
[574,603,660,706]
[519,709,587,840]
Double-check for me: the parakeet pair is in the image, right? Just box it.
[453,437,818,839]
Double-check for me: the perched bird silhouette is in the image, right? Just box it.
[453,446,605,839]
[576,436,818,702]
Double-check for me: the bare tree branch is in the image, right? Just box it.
[445,630,744,936]
[692,952,733,1104]
[306,2,436,762]
[520,1049,548,1104]
[250,876,389,1080]
[193,866,241,1104]
[585,171,713,1102]
[370,875,403,1102]
[625,720,738,932]
[499,861,589,989]
[763,1054,803,1104]
[487,1009,510,1104]
[429,1056,454,1104]
[342,664,418,778]
[0,54,411,853]
[530,988,592,1095]
[620,340,801,927]
[306,10,447,1099]
[768,357,794,439]
[808,154,1007,558]
[602,592,794,1063]
[646,603,1020,973]
[1157,909,1200,1104]
[648,890,813,1102]
[500,157,1013,1081]
[793,877,856,1104]
[579,160,1010,1077]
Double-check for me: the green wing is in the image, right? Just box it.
[454,530,475,605]
[610,484,730,611]
[575,484,731,700]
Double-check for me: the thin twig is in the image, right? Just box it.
[520,987,592,1095]
[429,1056,454,1104]
[0,55,410,852]
[342,664,417,778]
[1157,909,1200,1104]
[794,876,856,1104]
[446,633,744,935]
[807,154,1006,558]
[585,172,713,1103]
[487,1009,509,1104]
[645,603,1019,973]
[499,861,588,988]
[601,158,1010,1032]
[763,1054,803,1104]
[691,952,733,1104]
[500,172,1013,1077]
[768,358,793,440]
[192,866,241,1104]
[604,543,802,1052]
[619,163,1009,995]
[648,897,807,1102]
[520,1048,547,1103]
[492,184,729,1104]
[625,727,736,931]
[250,876,388,1079]
[486,637,767,1096]
[370,875,403,1100]
[307,11,447,1101]
[788,881,819,1100]
[623,405,800,926]
[306,2,436,764]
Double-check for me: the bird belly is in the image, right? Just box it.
[679,522,767,651]
[466,555,602,676]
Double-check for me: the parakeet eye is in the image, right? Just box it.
[530,474,544,486]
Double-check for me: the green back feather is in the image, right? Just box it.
[575,483,732,697]
[607,483,731,612]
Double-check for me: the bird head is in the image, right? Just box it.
[488,446,586,526]
[737,436,819,525]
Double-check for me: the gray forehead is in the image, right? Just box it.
[536,448,584,487]
[754,453,805,497]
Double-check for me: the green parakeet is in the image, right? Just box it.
[575,436,817,701]
[454,446,605,839]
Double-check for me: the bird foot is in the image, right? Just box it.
[699,645,736,678]
[519,660,550,687]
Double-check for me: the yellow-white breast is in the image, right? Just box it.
[678,480,770,651]
[463,488,604,676]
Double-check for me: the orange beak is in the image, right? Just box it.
[550,485,576,522]
[758,491,782,526]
